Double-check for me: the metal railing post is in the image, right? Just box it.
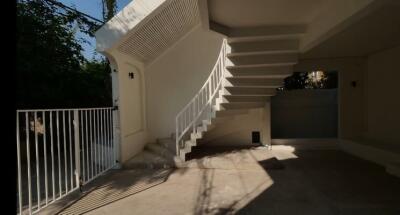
[73,110,81,191]
[176,118,179,156]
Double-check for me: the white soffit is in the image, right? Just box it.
[116,0,200,63]
[95,0,165,53]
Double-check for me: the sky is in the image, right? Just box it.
[58,0,132,60]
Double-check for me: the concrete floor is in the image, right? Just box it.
[42,145,400,215]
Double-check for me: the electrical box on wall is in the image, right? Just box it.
[252,131,260,144]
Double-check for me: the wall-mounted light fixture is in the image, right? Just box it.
[129,72,134,79]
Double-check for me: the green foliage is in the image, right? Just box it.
[102,0,117,21]
[17,0,111,109]
[279,71,338,91]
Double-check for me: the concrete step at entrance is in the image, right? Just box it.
[146,143,175,162]
[225,77,284,87]
[122,150,174,169]
[157,138,176,154]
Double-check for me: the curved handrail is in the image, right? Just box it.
[175,39,227,156]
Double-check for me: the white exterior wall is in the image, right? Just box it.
[271,89,338,138]
[145,25,224,141]
[202,104,271,146]
[108,51,148,163]
[365,45,400,145]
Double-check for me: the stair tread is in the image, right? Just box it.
[227,50,298,57]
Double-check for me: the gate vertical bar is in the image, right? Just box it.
[85,111,89,182]
[73,110,81,190]
[80,111,85,183]
[26,112,32,214]
[69,111,73,189]
[34,112,41,210]
[56,111,61,198]
[50,112,55,201]
[17,113,22,214]
[43,111,48,206]
[63,111,68,193]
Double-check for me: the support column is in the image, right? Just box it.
[110,64,122,169]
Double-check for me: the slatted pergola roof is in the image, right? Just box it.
[95,0,200,64]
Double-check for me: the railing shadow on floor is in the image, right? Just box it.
[42,168,174,215]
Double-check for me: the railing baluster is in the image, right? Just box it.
[85,110,89,182]
[73,110,81,191]
[69,111,73,190]
[17,113,22,215]
[79,110,84,185]
[50,112,55,201]
[26,112,32,214]
[63,111,68,194]
[34,112,41,210]
[43,111,48,206]
[106,109,110,168]
[95,110,99,175]
[90,110,93,179]
[100,109,104,172]
[56,111,61,198]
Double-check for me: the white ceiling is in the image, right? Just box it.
[208,0,327,27]
[300,3,400,59]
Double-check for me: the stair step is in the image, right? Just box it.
[226,25,307,42]
[220,102,266,110]
[229,39,299,53]
[185,140,195,151]
[227,50,298,57]
[225,77,284,88]
[214,109,249,117]
[223,95,271,103]
[157,138,176,154]
[226,65,293,78]
[226,63,295,78]
[211,115,234,124]
[223,87,277,96]
[191,131,202,140]
[227,52,298,66]
[146,143,175,162]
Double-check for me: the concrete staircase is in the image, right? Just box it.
[123,138,177,169]
[123,110,250,168]
[125,26,304,166]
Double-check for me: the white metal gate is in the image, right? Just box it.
[16,107,116,215]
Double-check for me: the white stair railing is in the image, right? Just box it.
[175,39,227,156]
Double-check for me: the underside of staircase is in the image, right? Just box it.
[174,25,303,160]
[125,25,303,168]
